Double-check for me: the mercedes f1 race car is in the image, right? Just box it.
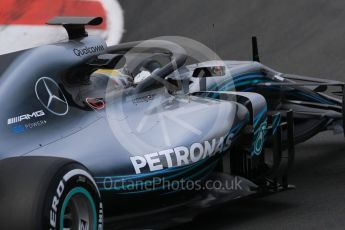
[0,16,344,230]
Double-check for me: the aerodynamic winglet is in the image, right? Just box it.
[47,16,103,40]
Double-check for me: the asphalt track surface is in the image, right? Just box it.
[1,1,345,229]
[118,1,345,229]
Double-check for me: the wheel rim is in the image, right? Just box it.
[60,187,97,230]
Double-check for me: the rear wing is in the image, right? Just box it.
[47,16,103,39]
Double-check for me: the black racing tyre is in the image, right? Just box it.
[0,156,103,230]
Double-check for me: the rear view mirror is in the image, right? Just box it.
[192,66,225,78]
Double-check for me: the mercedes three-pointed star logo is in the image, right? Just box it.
[35,77,69,116]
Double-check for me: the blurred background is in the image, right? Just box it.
[1,1,345,229]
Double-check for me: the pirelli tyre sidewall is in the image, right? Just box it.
[43,163,103,230]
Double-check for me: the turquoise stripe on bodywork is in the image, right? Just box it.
[254,107,267,129]
[271,114,281,135]
[208,72,265,91]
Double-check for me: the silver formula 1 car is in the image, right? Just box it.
[0,17,344,230]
